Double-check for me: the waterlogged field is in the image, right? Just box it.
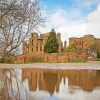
[0,68,100,100]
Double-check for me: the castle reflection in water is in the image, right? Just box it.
[22,69,100,95]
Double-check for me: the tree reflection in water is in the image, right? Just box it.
[0,69,100,100]
[0,69,26,100]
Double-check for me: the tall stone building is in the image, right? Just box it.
[22,29,64,55]
[69,34,100,53]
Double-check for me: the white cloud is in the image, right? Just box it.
[48,9,69,27]
[76,0,100,8]
[56,22,87,41]
[88,4,100,21]
[87,4,100,37]
[40,3,100,43]
[46,8,87,42]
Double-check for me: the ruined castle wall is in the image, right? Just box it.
[69,38,83,50]
[16,51,88,63]
[57,33,62,53]
[22,42,29,55]
[29,33,38,55]
[82,35,95,50]
[95,39,100,57]
[69,35,98,51]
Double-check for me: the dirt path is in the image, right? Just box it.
[0,61,100,70]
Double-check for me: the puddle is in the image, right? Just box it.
[0,68,100,100]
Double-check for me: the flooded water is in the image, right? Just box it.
[0,68,100,100]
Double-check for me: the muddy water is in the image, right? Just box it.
[22,69,100,100]
[0,68,100,100]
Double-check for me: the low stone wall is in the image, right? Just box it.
[44,52,88,63]
[15,55,28,63]
[16,51,89,63]
[78,51,88,61]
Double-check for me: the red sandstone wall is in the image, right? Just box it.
[78,51,88,61]
[16,51,88,63]
[15,55,28,63]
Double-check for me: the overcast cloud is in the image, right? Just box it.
[40,0,100,43]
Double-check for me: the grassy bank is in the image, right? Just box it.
[97,58,100,61]
[68,60,86,63]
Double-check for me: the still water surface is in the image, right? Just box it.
[22,68,100,100]
[0,68,100,100]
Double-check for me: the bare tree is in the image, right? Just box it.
[0,69,27,100]
[0,0,44,61]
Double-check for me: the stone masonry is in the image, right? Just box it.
[16,33,100,63]
[22,29,66,55]
[69,34,100,52]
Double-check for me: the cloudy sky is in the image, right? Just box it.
[39,0,100,42]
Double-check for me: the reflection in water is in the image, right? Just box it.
[0,69,100,100]
[22,69,100,100]
[0,69,26,100]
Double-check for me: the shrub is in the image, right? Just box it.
[97,51,100,58]
[65,44,77,52]
[68,59,85,63]
[29,56,44,63]
[0,53,15,63]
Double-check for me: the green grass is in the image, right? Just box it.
[68,60,86,63]
[97,58,100,61]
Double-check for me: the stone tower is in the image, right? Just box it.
[57,33,62,53]
[22,30,63,55]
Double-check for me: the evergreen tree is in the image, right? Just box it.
[44,29,59,53]
[65,44,77,52]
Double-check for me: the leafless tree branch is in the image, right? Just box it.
[0,0,45,61]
